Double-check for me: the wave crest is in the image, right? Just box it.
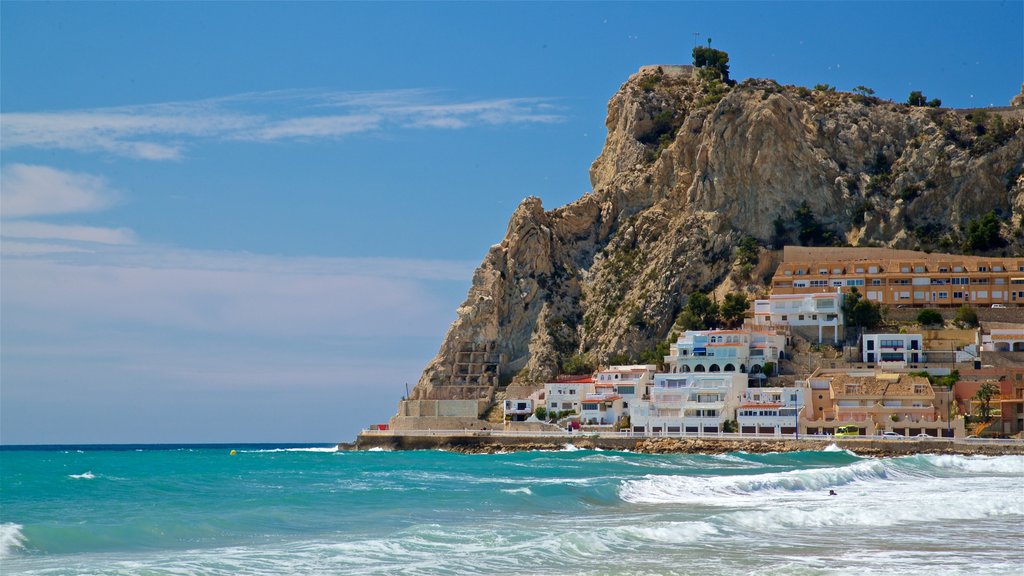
[0,523,26,558]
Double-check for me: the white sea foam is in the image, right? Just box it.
[561,444,580,451]
[918,454,1024,475]
[68,471,95,479]
[243,446,340,453]
[0,523,26,558]
[615,520,719,544]
[500,487,533,495]
[367,447,386,452]
[822,443,858,455]
[619,459,892,505]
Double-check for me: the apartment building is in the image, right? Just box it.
[862,333,925,364]
[629,372,747,434]
[664,329,787,375]
[544,375,595,414]
[805,369,964,437]
[736,385,808,435]
[771,246,1024,307]
[752,292,844,343]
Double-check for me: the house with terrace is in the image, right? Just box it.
[664,329,786,375]
[804,369,964,437]
[736,384,809,435]
[629,372,747,435]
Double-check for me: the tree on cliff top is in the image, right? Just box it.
[692,46,732,85]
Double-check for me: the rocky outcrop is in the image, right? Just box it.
[406,66,1024,408]
[1012,83,1024,107]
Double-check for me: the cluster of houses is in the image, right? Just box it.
[503,247,1024,439]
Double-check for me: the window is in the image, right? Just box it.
[978,266,988,272]
[871,279,882,285]
[901,266,910,273]
[855,267,865,273]
[938,292,948,299]
[953,292,964,299]
[914,266,925,273]
[847,279,865,286]
[993,266,1003,272]
[868,266,879,274]
[810,280,828,287]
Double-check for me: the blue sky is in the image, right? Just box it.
[2,1,1021,444]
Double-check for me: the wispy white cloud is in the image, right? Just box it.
[2,221,137,245]
[1,164,119,217]
[1,244,474,339]
[0,89,565,160]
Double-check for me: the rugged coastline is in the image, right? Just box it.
[347,432,1024,457]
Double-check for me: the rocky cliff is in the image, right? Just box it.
[407,65,1024,404]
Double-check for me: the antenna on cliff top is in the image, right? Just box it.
[692,32,701,47]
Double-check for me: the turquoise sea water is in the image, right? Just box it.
[1,445,1022,575]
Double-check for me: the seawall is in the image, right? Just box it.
[348,431,1024,456]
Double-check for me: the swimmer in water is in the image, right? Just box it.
[829,489,837,496]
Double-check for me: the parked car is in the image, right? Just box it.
[912,433,934,439]
[835,426,861,437]
[991,304,1007,309]
[880,431,904,439]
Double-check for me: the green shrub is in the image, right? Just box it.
[963,210,1006,253]
[562,353,594,375]
[916,309,943,326]
[534,406,548,421]
[954,305,979,328]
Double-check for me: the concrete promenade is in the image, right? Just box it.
[349,429,1024,456]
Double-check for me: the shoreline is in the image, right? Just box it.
[348,431,1024,456]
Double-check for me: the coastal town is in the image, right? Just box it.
[373,246,1024,445]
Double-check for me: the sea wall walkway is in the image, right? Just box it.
[349,429,1024,456]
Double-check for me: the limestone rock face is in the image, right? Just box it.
[409,67,1024,404]
[1012,83,1024,107]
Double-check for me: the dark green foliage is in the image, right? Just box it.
[771,215,789,249]
[638,70,663,92]
[762,362,776,377]
[562,353,595,375]
[678,292,719,330]
[639,339,671,366]
[734,236,759,266]
[534,406,547,420]
[813,84,836,92]
[723,419,739,433]
[916,309,943,326]
[852,200,871,226]
[963,210,1006,253]
[926,98,942,108]
[795,86,811,97]
[640,109,680,162]
[842,287,882,329]
[852,86,875,96]
[794,201,838,246]
[954,305,979,328]
[970,111,1018,154]
[719,292,750,328]
[907,91,927,106]
[692,46,731,84]
[898,184,921,202]
[607,352,631,366]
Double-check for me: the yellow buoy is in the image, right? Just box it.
[229,449,237,456]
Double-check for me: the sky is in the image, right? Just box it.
[2,1,1021,445]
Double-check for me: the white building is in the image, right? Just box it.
[502,398,534,422]
[544,376,595,415]
[665,329,786,375]
[753,292,844,343]
[580,393,626,426]
[630,373,747,434]
[980,325,1024,352]
[736,385,807,435]
[595,364,657,398]
[862,333,925,365]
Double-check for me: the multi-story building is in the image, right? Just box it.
[629,373,747,434]
[771,246,1024,307]
[544,375,595,415]
[664,329,786,375]
[862,333,925,365]
[752,292,844,343]
[736,385,808,435]
[594,365,657,398]
[805,369,964,437]
[979,323,1024,352]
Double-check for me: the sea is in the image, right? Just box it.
[1,444,1021,575]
